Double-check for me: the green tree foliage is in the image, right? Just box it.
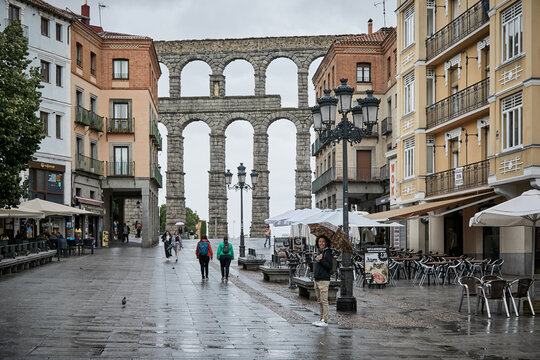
[185,207,200,232]
[200,220,207,237]
[159,204,166,232]
[0,22,43,208]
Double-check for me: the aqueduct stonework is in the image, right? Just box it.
[155,35,339,238]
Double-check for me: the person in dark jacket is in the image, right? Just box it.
[312,235,333,327]
[161,231,172,261]
[195,234,213,280]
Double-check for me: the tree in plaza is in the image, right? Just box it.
[185,207,200,233]
[0,22,43,208]
[159,204,166,232]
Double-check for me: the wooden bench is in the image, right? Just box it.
[0,250,56,277]
[292,276,341,300]
[237,248,266,270]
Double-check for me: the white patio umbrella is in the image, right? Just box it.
[292,208,383,228]
[469,189,540,296]
[265,208,322,227]
[0,207,44,218]
[17,198,92,216]
[175,221,184,226]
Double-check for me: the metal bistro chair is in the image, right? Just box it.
[458,276,481,314]
[476,279,510,318]
[507,278,535,317]
[481,275,502,283]
[489,259,504,277]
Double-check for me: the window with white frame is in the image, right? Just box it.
[426,67,435,106]
[113,59,129,80]
[404,71,415,115]
[502,1,522,63]
[356,63,371,83]
[426,5,435,38]
[501,92,522,150]
[404,5,415,48]
[404,137,415,178]
[426,135,435,174]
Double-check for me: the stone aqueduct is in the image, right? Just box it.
[155,35,340,238]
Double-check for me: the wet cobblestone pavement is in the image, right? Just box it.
[1,237,539,359]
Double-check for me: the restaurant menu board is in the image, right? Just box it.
[364,246,389,285]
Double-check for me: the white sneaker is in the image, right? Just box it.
[318,321,328,327]
[312,320,322,326]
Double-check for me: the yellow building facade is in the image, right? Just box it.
[391,0,540,274]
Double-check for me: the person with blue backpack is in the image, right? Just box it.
[217,235,234,281]
[195,234,213,280]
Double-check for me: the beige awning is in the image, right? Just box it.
[365,193,493,221]
[17,198,93,216]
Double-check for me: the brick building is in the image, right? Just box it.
[312,21,397,215]
[70,3,161,247]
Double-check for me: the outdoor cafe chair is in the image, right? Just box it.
[444,260,462,285]
[481,275,502,283]
[507,278,535,317]
[488,259,504,277]
[476,279,510,318]
[419,263,439,286]
[458,276,481,314]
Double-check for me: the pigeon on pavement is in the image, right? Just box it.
[122,297,127,306]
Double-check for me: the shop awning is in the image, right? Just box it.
[17,198,93,216]
[75,196,104,207]
[365,192,494,221]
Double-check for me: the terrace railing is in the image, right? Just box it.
[425,159,489,196]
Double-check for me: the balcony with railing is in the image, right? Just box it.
[152,165,163,188]
[426,78,489,129]
[75,154,104,176]
[426,0,488,61]
[312,166,381,193]
[150,121,163,150]
[75,106,103,131]
[381,117,392,135]
[425,159,489,197]
[380,164,389,181]
[108,118,134,134]
[107,161,135,177]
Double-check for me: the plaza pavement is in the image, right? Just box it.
[0,236,539,359]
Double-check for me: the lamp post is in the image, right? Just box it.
[312,78,380,312]
[224,163,258,258]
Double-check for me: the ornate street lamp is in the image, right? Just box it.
[224,163,258,258]
[312,78,380,312]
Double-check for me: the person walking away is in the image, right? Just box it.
[190,229,195,240]
[122,223,130,244]
[264,226,271,247]
[184,226,189,240]
[217,235,235,281]
[136,221,142,238]
[312,235,332,327]
[196,234,213,280]
[173,230,183,263]
[162,231,173,260]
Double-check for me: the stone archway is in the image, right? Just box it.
[156,35,337,238]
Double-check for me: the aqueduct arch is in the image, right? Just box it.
[155,35,338,238]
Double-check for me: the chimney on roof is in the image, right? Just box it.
[368,18,373,35]
[81,0,90,25]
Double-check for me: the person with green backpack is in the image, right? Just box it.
[312,234,334,327]
[195,234,213,280]
[217,235,235,281]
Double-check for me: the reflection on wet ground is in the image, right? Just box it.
[0,236,538,358]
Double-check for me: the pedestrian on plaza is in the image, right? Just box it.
[312,234,332,327]
[122,223,130,243]
[217,235,234,281]
[264,225,271,247]
[173,230,183,263]
[184,226,189,240]
[190,229,195,240]
[195,234,213,280]
[113,220,118,241]
[136,221,142,238]
[162,231,173,260]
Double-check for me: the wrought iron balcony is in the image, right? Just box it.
[75,154,104,176]
[380,164,389,181]
[107,161,135,177]
[426,78,489,129]
[425,159,489,197]
[152,165,163,188]
[312,166,381,193]
[108,118,134,134]
[312,137,329,156]
[426,0,488,60]
[150,121,163,150]
[381,117,392,135]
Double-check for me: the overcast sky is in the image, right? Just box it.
[48,0,397,237]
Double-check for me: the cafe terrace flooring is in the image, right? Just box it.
[0,237,539,359]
